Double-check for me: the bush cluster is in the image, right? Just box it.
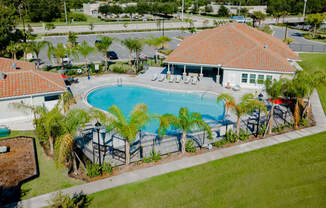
[185,140,197,153]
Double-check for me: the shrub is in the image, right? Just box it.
[86,163,101,178]
[142,157,152,163]
[185,140,197,153]
[68,12,87,22]
[50,191,90,208]
[299,118,308,126]
[150,148,161,162]
[225,129,238,143]
[239,130,250,141]
[102,162,112,174]
[110,63,129,73]
[213,138,228,147]
[158,49,173,55]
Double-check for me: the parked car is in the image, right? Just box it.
[107,51,118,60]
[95,39,102,44]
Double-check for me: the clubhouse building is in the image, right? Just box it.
[165,23,301,89]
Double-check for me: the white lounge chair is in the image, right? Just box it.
[169,75,175,83]
[158,74,165,82]
[175,75,181,83]
[151,73,158,81]
[232,84,241,91]
[184,76,191,84]
[191,77,198,85]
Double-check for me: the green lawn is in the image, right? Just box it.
[299,53,326,114]
[2,131,82,199]
[89,131,326,208]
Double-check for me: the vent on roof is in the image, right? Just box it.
[0,72,6,80]
[11,63,17,70]
[264,45,268,49]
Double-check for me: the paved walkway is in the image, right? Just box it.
[6,90,325,208]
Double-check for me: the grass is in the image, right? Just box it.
[89,131,326,207]
[2,131,82,199]
[299,53,326,114]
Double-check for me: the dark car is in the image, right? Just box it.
[95,40,102,44]
[107,51,118,60]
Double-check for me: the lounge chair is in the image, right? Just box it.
[175,75,182,83]
[232,84,241,91]
[169,75,175,83]
[158,74,165,82]
[184,76,191,84]
[151,73,158,81]
[191,77,198,85]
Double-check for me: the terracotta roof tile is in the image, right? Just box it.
[0,58,65,99]
[165,23,299,73]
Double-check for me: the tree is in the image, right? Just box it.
[240,8,249,20]
[306,13,325,38]
[6,41,21,61]
[146,36,171,64]
[67,32,78,47]
[110,4,123,17]
[217,93,267,136]
[204,5,213,13]
[156,107,212,154]
[124,6,137,22]
[217,5,229,17]
[132,39,145,72]
[264,79,286,134]
[48,43,69,70]
[78,40,95,68]
[121,38,136,71]
[251,11,266,27]
[109,104,150,165]
[98,4,110,17]
[45,23,56,32]
[28,40,49,70]
[216,93,234,115]
[203,19,209,27]
[95,36,114,71]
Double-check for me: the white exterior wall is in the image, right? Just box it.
[0,93,62,125]
[222,68,294,89]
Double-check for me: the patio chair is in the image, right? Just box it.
[191,77,198,85]
[184,76,191,84]
[175,75,182,83]
[232,84,241,91]
[158,74,165,82]
[151,73,158,81]
[169,75,175,83]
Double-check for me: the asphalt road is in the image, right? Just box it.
[39,30,190,67]
[271,25,326,52]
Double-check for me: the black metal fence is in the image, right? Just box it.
[289,43,326,53]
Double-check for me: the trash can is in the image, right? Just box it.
[0,126,10,138]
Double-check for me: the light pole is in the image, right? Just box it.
[256,93,264,137]
[95,121,102,175]
[303,0,308,19]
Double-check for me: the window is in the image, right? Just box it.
[241,73,248,83]
[250,74,256,84]
[266,75,273,81]
[258,75,264,84]
[45,95,60,102]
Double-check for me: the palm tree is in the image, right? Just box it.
[146,36,171,64]
[6,41,21,61]
[132,39,145,72]
[109,104,150,165]
[156,107,212,154]
[218,94,267,136]
[264,79,285,134]
[95,36,114,71]
[216,93,234,115]
[48,43,68,70]
[121,38,135,71]
[78,41,95,69]
[21,42,31,62]
[29,40,49,70]
[56,109,90,174]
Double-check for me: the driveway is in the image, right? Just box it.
[39,30,189,67]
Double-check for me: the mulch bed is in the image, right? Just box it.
[0,137,38,205]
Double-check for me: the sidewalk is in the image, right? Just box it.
[6,91,325,208]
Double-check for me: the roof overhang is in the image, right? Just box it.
[0,90,65,101]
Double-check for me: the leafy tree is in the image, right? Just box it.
[95,36,114,71]
[109,104,150,165]
[28,40,49,70]
[78,40,95,68]
[27,0,62,22]
[204,5,213,13]
[110,4,123,17]
[98,4,110,17]
[217,5,230,17]
[137,2,151,15]
[217,94,267,136]
[124,6,137,21]
[251,11,266,27]
[45,23,56,32]
[156,107,212,154]
[306,13,325,38]
[240,8,249,19]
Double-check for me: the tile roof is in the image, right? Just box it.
[165,23,300,73]
[0,58,65,99]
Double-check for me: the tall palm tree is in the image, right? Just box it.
[157,107,212,154]
[21,42,31,62]
[146,36,171,64]
[29,40,49,70]
[121,38,135,71]
[6,41,21,61]
[264,79,285,134]
[216,93,234,115]
[109,104,150,165]
[132,39,145,72]
[56,109,90,174]
[48,43,68,70]
[218,93,267,136]
[78,40,95,69]
[95,36,114,71]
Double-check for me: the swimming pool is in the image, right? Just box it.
[87,85,225,134]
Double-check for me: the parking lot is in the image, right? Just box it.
[39,30,189,67]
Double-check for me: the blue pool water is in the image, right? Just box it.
[87,85,225,134]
